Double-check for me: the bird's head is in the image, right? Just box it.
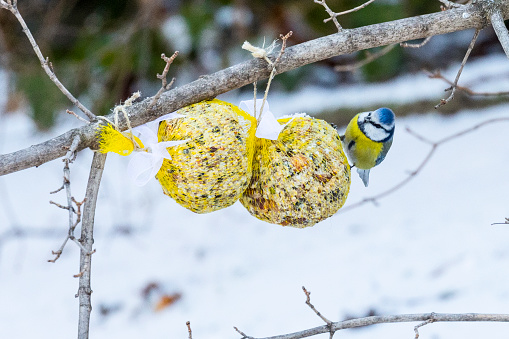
[371,107,395,130]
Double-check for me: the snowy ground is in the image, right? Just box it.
[1,55,509,339]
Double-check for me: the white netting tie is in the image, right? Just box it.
[127,112,188,186]
[240,99,300,140]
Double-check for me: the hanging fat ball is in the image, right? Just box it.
[341,108,395,187]
[240,115,351,228]
[156,99,257,213]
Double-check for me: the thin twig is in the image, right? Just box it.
[66,109,90,123]
[74,270,84,278]
[274,31,293,65]
[340,117,509,213]
[302,287,334,339]
[425,69,509,96]
[151,51,179,106]
[48,135,85,263]
[0,1,96,121]
[492,217,509,225]
[314,0,376,32]
[435,28,480,108]
[400,36,432,48]
[186,321,193,339]
[234,326,253,339]
[414,313,436,339]
[50,184,65,195]
[334,44,397,72]
[77,152,106,339]
[258,31,292,123]
[48,197,87,262]
[313,0,343,31]
[327,0,376,19]
[302,287,332,325]
[49,200,71,210]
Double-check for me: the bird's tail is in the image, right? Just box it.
[357,168,370,187]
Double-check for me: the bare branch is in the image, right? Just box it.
[302,287,332,326]
[400,36,432,48]
[425,69,509,96]
[48,135,85,263]
[334,44,397,72]
[313,0,343,31]
[435,28,480,108]
[186,321,193,339]
[274,31,293,65]
[492,217,509,225]
[77,152,107,339]
[0,2,96,121]
[241,312,509,339]
[1,4,508,177]
[302,287,334,339]
[414,313,436,339]
[258,31,293,123]
[66,110,90,124]
[314,0,376,32]
[340,117,509,213]
[490,9,509,58]
[328,0,376,19]
[151,51,179,106]
[234,327,252,339]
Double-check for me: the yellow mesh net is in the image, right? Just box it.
[97,124,145,156]
[156,99,257,213]
[240,116,351,228]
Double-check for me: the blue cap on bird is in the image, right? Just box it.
[374,108,395,126]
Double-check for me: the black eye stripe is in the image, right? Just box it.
[367,120,392,133]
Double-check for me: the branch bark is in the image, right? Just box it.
[245,313,509,339]
[491,9,509,58]
[1,2,508,176]
[76,152,106,339]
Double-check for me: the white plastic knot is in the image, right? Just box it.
[240,99,287,140]
[127,112,188,186]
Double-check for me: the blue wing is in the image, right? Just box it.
[375,139,393,166]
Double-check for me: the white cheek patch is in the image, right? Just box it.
[358,112,370,124]
[363,122,390,142]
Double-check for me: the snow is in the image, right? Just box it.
[1,55,509,339]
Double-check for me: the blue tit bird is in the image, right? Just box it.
[341,108,395,187]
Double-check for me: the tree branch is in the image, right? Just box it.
[1,3,508,177]
[425,69,509,96]
[240,313,509,339]
[76,152,106,339]
[48,135,83,263]
[435,28,480,108]
[490,9,509,58]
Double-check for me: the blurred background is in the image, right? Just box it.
[1,1,509,339]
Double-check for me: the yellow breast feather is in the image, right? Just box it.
[344,114,383,170]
